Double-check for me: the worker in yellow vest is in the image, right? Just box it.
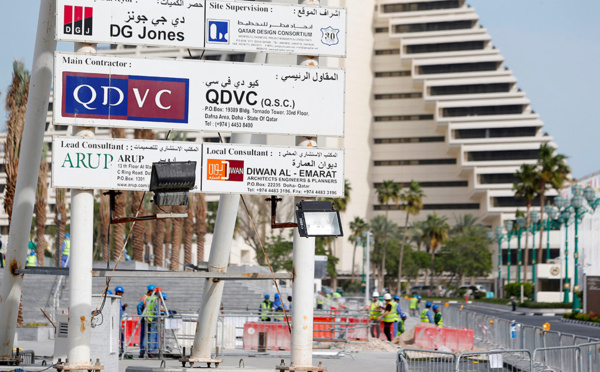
[378,293,396,341]
[433,304,443,327]
[421,302,434,324]
[361,291,383,338]
[26,251,38,267]
[60,233,70,268]
[409,295,419,317]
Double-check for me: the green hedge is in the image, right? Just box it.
[505,283,534,298]
[519,301,573,309]
[564,312,600,323]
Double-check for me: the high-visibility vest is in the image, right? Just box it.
[62,239,70,256]
[370,301,382,320]
[409,297,418,309]
[397,319,406,336]
[391,301,400,322]
[26,255,37,267]
[382,303,396,323]
[421,308,430,323]
[145,295,158,321]
[434,312,443,327]
[260,300,271,321]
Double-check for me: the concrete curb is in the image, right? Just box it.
[560,318,600,327]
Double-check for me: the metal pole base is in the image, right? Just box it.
[54,358,104,371]
[179,357,222,368]
[0,356,23,366]
[276,359,326,372]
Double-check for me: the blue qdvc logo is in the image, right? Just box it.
[207,20,229,44]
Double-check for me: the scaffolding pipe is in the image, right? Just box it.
[66,43,97,367]
[0,0,56,357]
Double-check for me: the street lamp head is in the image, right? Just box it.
[572,184,583,197]
[561,209,572,221]
[554,195,567,209]
[495,225,503,236]
[486,231,494,240]
[547,206,558,220]
[584,186,596,204]
[516,216,526,228]
[571,195,584,209]
[531,211,541,223]
[505,220,514,232]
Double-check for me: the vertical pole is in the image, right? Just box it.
[67,42,96,368]
[365,232,371,306]
[563,225,570,303]
[507,235,512,283]
[546,219,551,262]
[497,238,502,281]
[361,240,365,293]
[573,213,581,312]
[0,0,56,357]
[517,230,522,283]
[532,227,536,301]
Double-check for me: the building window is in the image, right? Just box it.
[0,184,4,193]
[374,27,388,33]
[406,41,485,54]
[375,71,411,78]
[374,114,433,122]
[374,181,467,188]
[455,127,537,139]
[374,136,444,144]
[374,158,456,166]
[203,55,222,61]
[468,149,539,162]
[431,83,511,96]
[539,279,561,292]
[375,92,422,99]
[227,54,245,62]
[374,203,478,211]
[502,249,560,265]
[479,174,517,185]
[203,136,230,143]
[375,49,400,55]
[393,20,473,34]
[419,61,499,75]
[382,1,460,13]
[442,105,523,118]
[53,124,69,131]
[492,195,556,208]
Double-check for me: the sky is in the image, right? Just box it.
[0,0,599,178]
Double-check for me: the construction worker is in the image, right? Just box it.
[26,250,38,267]
[392,295,401,336]
[397,313,408,336]
[362,291,382,338]
[421,302,434,324]
[115,286,127,354]
[409,295,419,317]
[433,304,443,327]
[137,284,156,358]
[378,293,396,341]
[60,233,70,268]
[316,291,325,310]
[273,293,285,321]
[287,295,292,311]
[259,293,272,321]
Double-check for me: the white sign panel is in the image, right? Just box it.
[51,136,202,191]
[202,143,344,198]
[205,0,346,57]
[55,0,205,48]
[54,52,344,136]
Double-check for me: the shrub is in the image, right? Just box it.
[519,301,572,309]
[505,283,533,299]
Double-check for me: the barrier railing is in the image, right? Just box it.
[456,350,532,372]
[397,348,457,372]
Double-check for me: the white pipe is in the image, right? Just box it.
[191,51,265,359]
[67,43,96,367]
[365,232,371,305]
[0,0,56,357]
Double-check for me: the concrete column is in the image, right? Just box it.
[0,0,56,357]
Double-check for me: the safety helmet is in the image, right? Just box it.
[147,284,156,291]
[433,304,439,310]
[114,286,124,293]
[65,233,70,238]
[426,301,432,307]
[156,287,162,293]
[417,295,421,299]
[29,251,36,256]
[264,293,270,299]
[383,293,392,300]
[372,291,379,297]
[106,290,113,295]
[274,293,280,298]
[401,312,407,319]
[162,293,167,300]
[393,295,400,300]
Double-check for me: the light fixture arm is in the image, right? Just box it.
[266,195,298,229]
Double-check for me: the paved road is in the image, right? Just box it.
[453,302,600,339]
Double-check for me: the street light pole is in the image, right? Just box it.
[530,211,541,299]
[516,216,526,283]
[505,220,514,283]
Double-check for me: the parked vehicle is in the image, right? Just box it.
[458,285,487,299]
[410,285,446,297]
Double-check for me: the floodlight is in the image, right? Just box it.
[295,200,343,238]
[149,161,197,207]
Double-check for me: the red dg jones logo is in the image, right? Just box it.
[64,5,93,36]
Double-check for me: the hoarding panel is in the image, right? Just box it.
[53,52,345,136]
[202,143,344,198]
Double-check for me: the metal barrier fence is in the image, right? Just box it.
[456,350,532,372]
[532,342,600,372]
[397,349,457,372]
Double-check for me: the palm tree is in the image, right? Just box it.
[537,144,571,265]
[152,218,165,267]
[183,195,195,266]
[35,146,49,266]
[99,191,110,260]
[514,163,539,282]
[422,213,449,287]
[348,217,368,282]
[3,60,30,225]
[195,193,208,262]
[375,180,400,290]
[397,181,424,294]
[451,214,480,235]
[170,207,185,270]
[370,215,399,289]
[110,128,127,261]
[54,189,67,267]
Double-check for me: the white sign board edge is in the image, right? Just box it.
[55,0,206,49]
[205,0,347,57]
[53,51,345,137]
[51,136,203,192]
[201,143,345,198]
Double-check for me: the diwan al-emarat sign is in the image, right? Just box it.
[55,0,346,57]
[53,52,345,137]
[52,137,345,198]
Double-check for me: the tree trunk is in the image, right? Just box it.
[183,196,195,266]
[538,187,546,266]
[429,246,435,287]
[153,219,165,267]
[99,191,110,261]
[130,191,145,261]
[164,219,172,267]
[35,160,48,266]
[110,128,127,261]
[351,242,357,282]
[379,209,389,291]
[170,206,184,271]
[523,202,531,282]
[54,189,67,267]
[195,194,207,263]
[397,212,410,294]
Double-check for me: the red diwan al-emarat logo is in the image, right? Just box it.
[206,160,244,182]
[64,5,93,36]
